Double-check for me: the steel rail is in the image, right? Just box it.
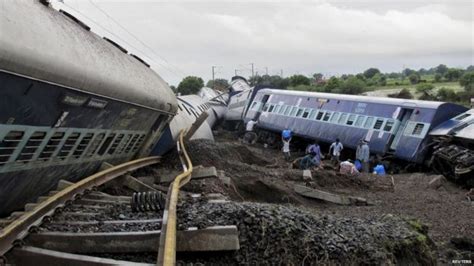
[157,130,193,265]
[0,156,160,257]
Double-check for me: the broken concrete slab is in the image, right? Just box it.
[294,185,368,206]
[122,175,157,192]
[192,166,218,180]
[217,170,231,186]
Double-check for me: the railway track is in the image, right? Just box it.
[0,131,238,265]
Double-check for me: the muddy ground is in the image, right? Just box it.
[158,130,473,264]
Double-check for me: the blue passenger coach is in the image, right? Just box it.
[244,89,467,163]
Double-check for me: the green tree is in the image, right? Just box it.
[416,83,436,100]
[408,73,420,84]
[312,73,323,82]
[170,85,177,92]
[459,72,474,92]
[403,68,416,77]
[177,76,204,95]
[437,88,459,102]
[444,68,464,82]
[289,75,311,87]
[338,77,365,95]
[206,78,229,91]
[324,76,341,92]
[435,64,448,76]
[363,68,381,79]
[434,73,442,82]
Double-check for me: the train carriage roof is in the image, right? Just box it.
[256,88,451,109]
[0,1,177,113]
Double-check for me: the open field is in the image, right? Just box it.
[364,82,463,99]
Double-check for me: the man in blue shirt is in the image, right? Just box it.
[281,128,292,161]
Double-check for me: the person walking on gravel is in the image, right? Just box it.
[329,138,343,166]
[281,128,292,161]
[356,140,370,173]
[244,119,258,144]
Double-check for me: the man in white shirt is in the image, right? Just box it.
[329,138,344,166]
[243,119,258,144]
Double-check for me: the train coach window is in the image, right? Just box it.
[250,102,258,110]
[412,123,425,135]
[274,105,281,114]
[290,106,298,117]
[302,109,310,118]
[364,117,374,129]
[0,131,25,165]
[131,135,146,153]
[330,112,339,123]
[263,104,270,112]
[268,105,275,113]
[283,105,290,115]
[57,132,81,160]
[373,118,384,130]
[346,114,356,125]
[308,109,317,119]
[338,113,348,124]
[39,132,65,160]
[296,108,304,117]
[98,134,116,156]
[354,115,365,127]
[73,133,93,158]
[316,111,324,120]
[85,133,105,157]
[323,112,332,121]
[15,131,46,163]
[383,120,395,132]
[117,134,132,154]
[125,135,139,153]
[108,134,124,155]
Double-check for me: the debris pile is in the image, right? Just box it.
[177,199,435,265]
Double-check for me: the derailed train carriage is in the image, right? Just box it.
[429,109,474,185]
[226,81,471,183]
[0,1,177,215]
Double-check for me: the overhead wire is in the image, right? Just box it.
[87,0,188,77]
[56,1,183,79]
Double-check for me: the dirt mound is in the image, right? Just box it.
[177,199,435,265]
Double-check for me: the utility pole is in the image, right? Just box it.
[265,67,268,75]
[250,63,254,77]
[212,66,217,89]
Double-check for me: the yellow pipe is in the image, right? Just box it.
[162,130,193,265]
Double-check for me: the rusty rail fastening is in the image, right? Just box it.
[0,156,161,260]
[157,130,193,266]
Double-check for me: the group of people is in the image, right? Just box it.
[244,120,376,174]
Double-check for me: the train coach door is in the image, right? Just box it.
[253,94,270,121]
[388,108,413,151]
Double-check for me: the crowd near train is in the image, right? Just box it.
[0,1,472,216]
[226,76,474,186]
[0,1,226,216]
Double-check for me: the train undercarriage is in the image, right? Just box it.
[430,142,474,187]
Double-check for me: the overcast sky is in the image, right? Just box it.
[53,0,473,86]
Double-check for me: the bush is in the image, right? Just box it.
[437,88,459,102]
[459,72,474,92]
[409,73,420,84]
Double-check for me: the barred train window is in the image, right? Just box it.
[383,120,394,132]
[274,105,281,114]
[316,111,324,120]
[373,119,384,130]
[412,123,424,135]
[131,135,146,153]
[57,132,80,160]
[39,132,65,160]
[296,108,304,117]
[354,116,365,127]
[16,131,46,162]
[302,109,310,118]
[364,117,374,129]
[0,131,24,165]
[125,135,139,153]
[73,133,93,158]
[284,106,291,116]
[338,113,348,124]
[346,114,356,125]
[268,105,275,113]
[108,134,124,155]
[330,112,339,123]
[86,133,105,157]
[98,133,116,156]
[323,112,332,121]
[290,106,298,116]
[117,134,133,154]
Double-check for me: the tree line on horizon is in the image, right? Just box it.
[173,64,474,105]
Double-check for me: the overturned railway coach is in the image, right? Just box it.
[243,89,468,164]
[0,1,177,215]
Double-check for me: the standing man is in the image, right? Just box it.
[359,140,370,173]
[281,127,292,161]
[329,138,343,165]
[244,119,258,144]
